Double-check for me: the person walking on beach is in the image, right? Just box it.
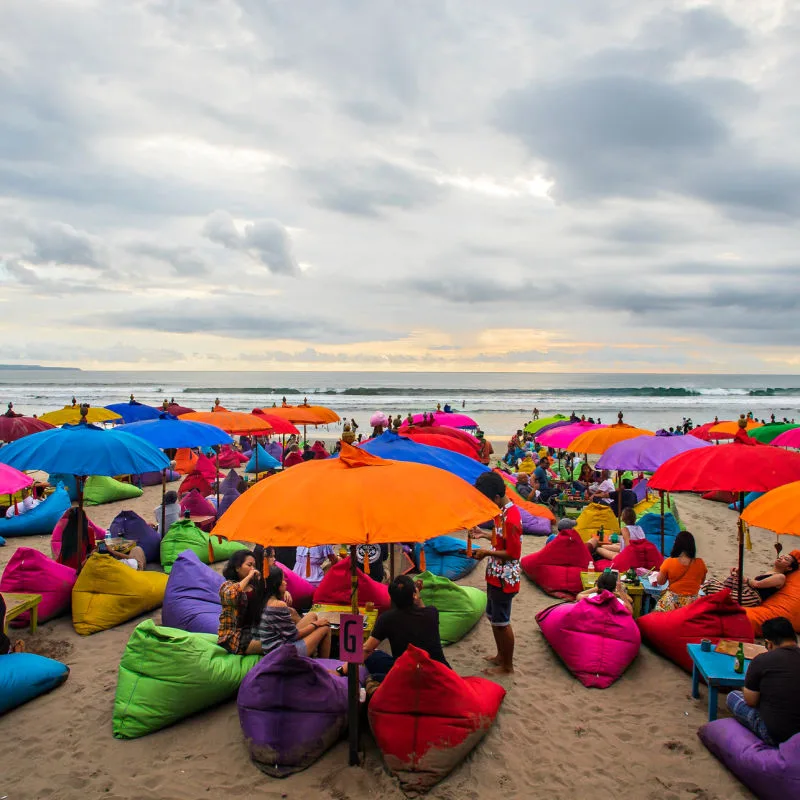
[471,472,522,676]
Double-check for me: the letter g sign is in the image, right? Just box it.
[340,614,364,663]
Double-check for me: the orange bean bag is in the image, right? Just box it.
[745,550,800,635]
[174,448,199,475]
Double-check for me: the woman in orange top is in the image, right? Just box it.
[654,531,707,612]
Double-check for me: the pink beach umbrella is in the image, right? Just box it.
[0,463,34,496]
[401,411,478,429]
[536,421,606,450]
[772,429,800,449]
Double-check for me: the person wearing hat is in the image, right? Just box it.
[476,430,494,466]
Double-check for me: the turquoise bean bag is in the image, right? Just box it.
[728,491,765,512]
[245,444,280,474]
[0,484,71,537]
[113,620,260,738]
[637,511,680,556]
[418,570,486,645]
[0,653,70,714]
[414,536,476,581]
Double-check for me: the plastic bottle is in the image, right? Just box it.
[588,558,595,572]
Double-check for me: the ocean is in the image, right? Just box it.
[2,370,799,437]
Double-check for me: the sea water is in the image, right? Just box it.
[1,369,798,437]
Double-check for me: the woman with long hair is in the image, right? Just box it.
[57,508,95,572]
[653,531,707,612]
[217,550,265,656]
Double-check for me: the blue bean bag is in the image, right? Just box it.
[0,535,5,546]
[245,444,280,474]
[0,653,70,714]
[728,491,765,512]
[414,536,476,581]
[109,510,162,563]
[0,484,71,537]
[637,511,680,556]
[161,550,224,634]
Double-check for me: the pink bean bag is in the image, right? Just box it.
[637,588,754,672]
[313,557,390,613]
[179,471,213,498]
[218,446,248,468]
[0,547,77,626]
[536,591,641,688]
[180,489,216,517]
[520,529,591,599]
[275,562,315,610]
[611,539,663,572]
[195,453,220,482]
[50,509,106,560]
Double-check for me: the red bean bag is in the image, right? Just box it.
[520,529,591,599]
[637,589,754,672]
[50,509,106,560]
[536,591,641,688]
[179,471,213,498]
[313,557,390,613]
[276,562,315,611]
[611,539,663,572]
[701,490,737,504]
[218,446,248,468]
[0,547,77,626]
[745,551,800,635]
[369,645,506,792]
[180,489,216,517]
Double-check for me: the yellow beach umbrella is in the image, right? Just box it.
[40,403,121,425]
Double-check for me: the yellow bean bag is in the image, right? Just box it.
[72,553,168,635]
[575,503,620,543]
[745,550,800,635]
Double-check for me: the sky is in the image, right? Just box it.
[1,0,799,374]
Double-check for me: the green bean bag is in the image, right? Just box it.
[159,519,247,574]
[84,476,143,506]
[417,570,486,645]
[113,620,260,738]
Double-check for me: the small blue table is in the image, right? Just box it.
[687,643,751,721]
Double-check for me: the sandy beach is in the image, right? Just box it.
[1,482,785,800]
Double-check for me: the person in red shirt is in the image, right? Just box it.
[471,471,522,676]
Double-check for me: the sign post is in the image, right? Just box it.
[342,612,364,766]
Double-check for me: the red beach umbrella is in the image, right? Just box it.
[400,430,479,459]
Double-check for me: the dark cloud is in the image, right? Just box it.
[127,242,209,277]
[23,221,107,270]
[405,276,539,304]
[0,257,111,296]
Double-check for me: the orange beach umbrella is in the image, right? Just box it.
[570,423,654,455]
[178,411,271,435]
[709,418,763,440]
[267,404,340,426]
[741,481,800,537]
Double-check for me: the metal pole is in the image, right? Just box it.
[659,490,665,555]
[215,449,221,518]
[348,544,360,766]
[737,492,745,605]
[161,468,167,535]
[76,475,86,573]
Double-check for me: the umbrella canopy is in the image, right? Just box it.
[570,424,654,455]
[116,414,234,449]
[400,411,478,429]
[741,481,800,536]
[749,423,800,444]
[771,428,800,449]
[524,414,568,435]
[358,430,488,485]
[105,400,162,424]
[0,463,34,495]
[0,413,54,442]
[179,411,271,435]
[214,442,499,547]
[400,430,479,459]
[40,404,122,425]
[529,419,572,438]
[709,417,763,440]
[401,425,480,454]
[536,421,606,450]
[163,401,195,416]
[266,405,340,426]
[596,433,711,472]
[687,422,715,442]
[0,422,170,477]
[252,409,300,435]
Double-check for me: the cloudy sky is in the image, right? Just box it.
[1,0,798,373]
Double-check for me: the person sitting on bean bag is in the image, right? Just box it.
[575,569,633,614]
[4,489,40,518]
[653,531,707,612]
[726,616,800,746]
[56,509,97,572]
[588,507,646,561]
[217,550,265,656]
[154,490,181,535]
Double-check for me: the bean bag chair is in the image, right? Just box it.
[521,528,591,599]
[113,620,260,738]
[180,488,216,517]
[245,444,281,474]
[0,484,71,537]
[179,470,213,498]
[314,557,390,613]
[0,653,70,714]
[745,551,800,635]
[83,476,143,506]
[728,491,765,512]
[637,588,754,672]
[368,645,506,792]
[194,453,221,481]
[610,539,663,572]
[217,487,240,517]
[276,561,315,611]
[535,591,641,688]
[161,550,225,634]
[136,469,179,487]
[697,719,800,800]
[109,510,161,563]
[519,506,553,536]
[0,535,5,546]
[50,508,106,560]
[220,469,240,493]
[575,503,620,542]
[218,446,248,468]
[266,440,283,461]
[71,553,168,635]
[414,536,476,581]
[160,519,247,574]
[174,448,199,474]
[702,489,737,504]
[237,644,350,776]
[0,547,76,626]
[418,570,486,645]
[637,511,680,557]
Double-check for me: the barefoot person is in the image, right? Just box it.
[471,471,522,675]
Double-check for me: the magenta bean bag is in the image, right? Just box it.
[519,507,552,536]
[195,453,220,481]
[314,557,390,613]
[50,509,106,560]
[521,528,591,599]
[109,510,162,563]
[0,547,77,626]
[180,489,216,518]
[276,562,315,611]
[218,446,248,468]
[698,719,800,800]
[179,471,213,498]
[610,539,663,572]
[536,591,641,688]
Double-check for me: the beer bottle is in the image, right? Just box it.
[734,642,745,674]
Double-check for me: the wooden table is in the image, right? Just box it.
[688,643,750,721]
[310,604,379,641]
[555,495,589,519]
[2,592,42,635]
[580,571,645,618]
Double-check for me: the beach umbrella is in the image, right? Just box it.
[536,421,605,450]
[401,425,481,454]
[0,407,54,442]
[162,400,196,416]
[749,423,800,444]
[650,439,800,601]
[215,442,498,765]
[400,429,479,459]
[0,463,34,496]
[741,481,800,537]
[688,422,715,442]
[529,419,572,438]
[570,422,654,456]
[524,414,568,435]
[267,404,341,425]
[400,411,478,429]
[252,411,299,436]
[771,428,800,449]
[179,411,271,435]
[709,417,762,440]
[40,403,121,425]
[105,397,162,424]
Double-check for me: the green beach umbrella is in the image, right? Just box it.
[524,414,568,435]
[748,423,800,444]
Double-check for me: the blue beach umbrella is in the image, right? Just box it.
[105,398,163,424]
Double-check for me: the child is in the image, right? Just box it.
[576,569,633,613]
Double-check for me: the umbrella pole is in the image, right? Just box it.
[77,475,86,573]
[737,492,745,605]
[348,544,360,766]
[660,490,665,555]
[281,434,285,466]
[617,471,622,532]
[161,469,167,535]
[215,450,221,519]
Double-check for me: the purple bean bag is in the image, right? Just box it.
[217,489,240,517]
[266,441,283,462]
[237,643,350,776]
[519,506,553,536]
[109,510,162,563]
[137,470,179,487]
[180,489,216,517]
[161,550,224,634]
[697,719,800,800]
[220,470,240,493]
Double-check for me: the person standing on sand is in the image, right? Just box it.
[471,471,522,676]
[476,430,494,465]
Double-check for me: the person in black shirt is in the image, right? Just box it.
[355,543,389,583]
[726,616,800,745]
[609,478,638,518]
